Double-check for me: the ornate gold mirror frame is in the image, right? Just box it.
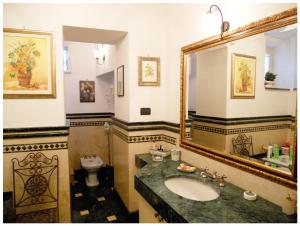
[180,7,297,189]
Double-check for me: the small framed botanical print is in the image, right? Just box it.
[231,53,256,99]
[117,65,124,97]
[138,56,160,86]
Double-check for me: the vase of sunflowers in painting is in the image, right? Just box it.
[8,40,40,88]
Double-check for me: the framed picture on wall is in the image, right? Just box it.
[80,80,95,102]
[117,65,124,97]
[231,53,256,99]
[3,28,56,99]
[138,56,160,86]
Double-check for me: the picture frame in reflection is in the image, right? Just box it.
[117,65,124,97]
[231,53,256,99]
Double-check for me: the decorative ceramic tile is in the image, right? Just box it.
[3,142,68,153]
[75,193,83,198]
[112,129,177,145]
[79,210,89,216]
[192,114,294,125]
[97,197,106,202]
[193,123,291,135]
[70,121,112,127]
[106,215,117,222]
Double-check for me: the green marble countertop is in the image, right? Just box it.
[134,153,297,223]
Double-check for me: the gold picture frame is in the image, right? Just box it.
[231,53,256,99]
[138,56,160,86]
[3,28,56,99]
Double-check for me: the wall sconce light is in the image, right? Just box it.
[207,4,230,38]
[93,44,106,65]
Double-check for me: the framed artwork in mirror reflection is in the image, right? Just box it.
[117,65,124,97]
[231,53,256,99]
[80,80,95,102]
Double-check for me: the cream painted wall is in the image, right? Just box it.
[127,6,168,122]
[115,35,130,121]
[3,3,168,126]
[96,44,116,77]
[3,11,66,128]
[64,41,114,113]
[4,3,296,127]
[196,47,228,117]
[272,36,297,89]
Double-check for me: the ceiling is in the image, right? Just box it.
[63,26,127,44]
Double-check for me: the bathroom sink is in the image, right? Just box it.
[164,177,219,201]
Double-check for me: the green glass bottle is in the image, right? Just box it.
[273,144,279,160]
[289,145,294,161]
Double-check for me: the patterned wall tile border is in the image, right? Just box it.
[66,112,114,119]
[191,115,295,126]
[3,142,68,154]
[112,128,177,145]
[69,121,112,127]
[192,123,291,135]
[3,126,69,140]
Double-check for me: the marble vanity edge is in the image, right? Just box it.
[134,176,187,223]
[135,155,147,169]
[134,155,188,223]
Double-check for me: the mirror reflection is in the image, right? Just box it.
[185,25,297,175]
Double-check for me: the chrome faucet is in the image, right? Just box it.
[200,167,227,187]
[200,167,217,179]
[217,174,227,187]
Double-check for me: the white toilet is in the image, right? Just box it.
[80,155,103,187]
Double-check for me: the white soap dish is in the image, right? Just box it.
[243,191,257,201]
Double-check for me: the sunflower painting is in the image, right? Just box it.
[231,53,256,99]
[3,28,55,98]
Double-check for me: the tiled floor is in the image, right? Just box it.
[71,169,138,223]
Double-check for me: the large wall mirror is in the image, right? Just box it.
[180,7,297,189]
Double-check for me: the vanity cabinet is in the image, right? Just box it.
[138,194,166,223]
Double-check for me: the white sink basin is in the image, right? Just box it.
[164,177,219,201]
